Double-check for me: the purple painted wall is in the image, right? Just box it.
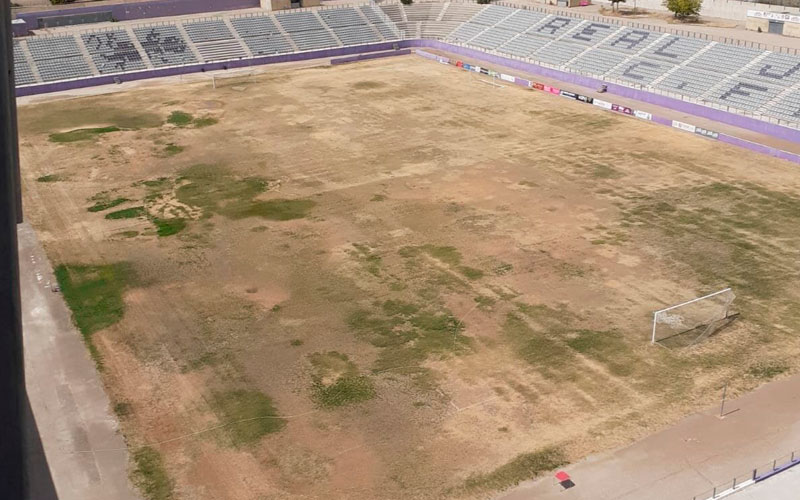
[15,0,258,33]
[330,49,411,65]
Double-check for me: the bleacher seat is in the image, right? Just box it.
[81,30,147,74]
[134,25,198,68]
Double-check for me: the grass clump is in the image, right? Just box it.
[462,447,567,492]
[162,144,184,156]
[348,300,470,374]
[105,206,146,220]
[309,351,376,408]
[210,390,286,447]
[167,111,193,127]
[132,446,174,500]
[350,243,382,276]
[747,361,788,380]
[88,197,128,212]
[152,218,186,237]
[55,262,136,366]
[36,174,65,182]
[192,117,218,128]
[175,164,314,221]
[49,126,121,143]
[114,402,132,417]
[502,312,573,378]
[566,329,634,377]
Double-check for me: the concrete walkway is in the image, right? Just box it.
[19,223,141,500]
[497,372,800,500]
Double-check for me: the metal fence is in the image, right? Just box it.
[691,449,800,500]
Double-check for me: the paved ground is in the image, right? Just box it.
[497,371,800,500]
[731,464,800,499]
[19,222,141,500]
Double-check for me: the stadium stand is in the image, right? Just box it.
[12,41,37,85]
[230,15,295,55]
[134,25,198,68]
[12,1,800,126]
[81,30,147,75]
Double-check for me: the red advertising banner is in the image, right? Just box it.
[456,60,463,68]
[549,87,560,95]
[533,82,545,90]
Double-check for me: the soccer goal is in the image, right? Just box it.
[210,69,255,90]
[651,288,737,346]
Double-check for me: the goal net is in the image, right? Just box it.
[651,288,737,347]
[210,69,256,90]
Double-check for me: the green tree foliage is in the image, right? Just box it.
[664,0,702,18]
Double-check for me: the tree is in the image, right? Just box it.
[664,0,702,19]
[400,0,413,5]
[610,0,626,12]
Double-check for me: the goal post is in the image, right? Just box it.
[651,288,735,345]
[211,69,255,89]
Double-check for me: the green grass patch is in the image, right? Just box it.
[566,329,635,377]
[462,447,567,493]
[152,218,186,237]
[55,262,136,367]
[371,194,387,202]
[290,339,304,346]
[458,266,484,280]
[192,117,218,128]
[210,390,286,447]
[162,144,184,156]
[105,206,146,220]
[116,230,139,239]
[308,351,377,408]
[131,446,174,500]
[113,402,132,418]
[167,111,193,127]
[348,300,470,374]
[49,126,121,143]
[36,174,65,183]
[313,376,376,408]
[54,263,134,332]
[88,197,128,212]
[350,243,382,276]
[474,295,496,311]
[175,164,314,221]
[502,312,573,378]
[747,361,789,380]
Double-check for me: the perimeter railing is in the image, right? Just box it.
[691,449,800,500]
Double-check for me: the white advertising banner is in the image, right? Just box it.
[634,110,652,120]
[592,98,613,110]
[747,10,800,24]
[672,120,697,133]
[500,73,515,82]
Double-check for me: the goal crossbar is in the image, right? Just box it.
[651,288,732,344]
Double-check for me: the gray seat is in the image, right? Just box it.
[134,25,198,68]
[81,30,146,75]
[183,20,234,43]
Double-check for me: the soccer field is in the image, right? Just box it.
[17,55,800,500]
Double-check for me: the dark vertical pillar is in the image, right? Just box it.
[0,0,26,497]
